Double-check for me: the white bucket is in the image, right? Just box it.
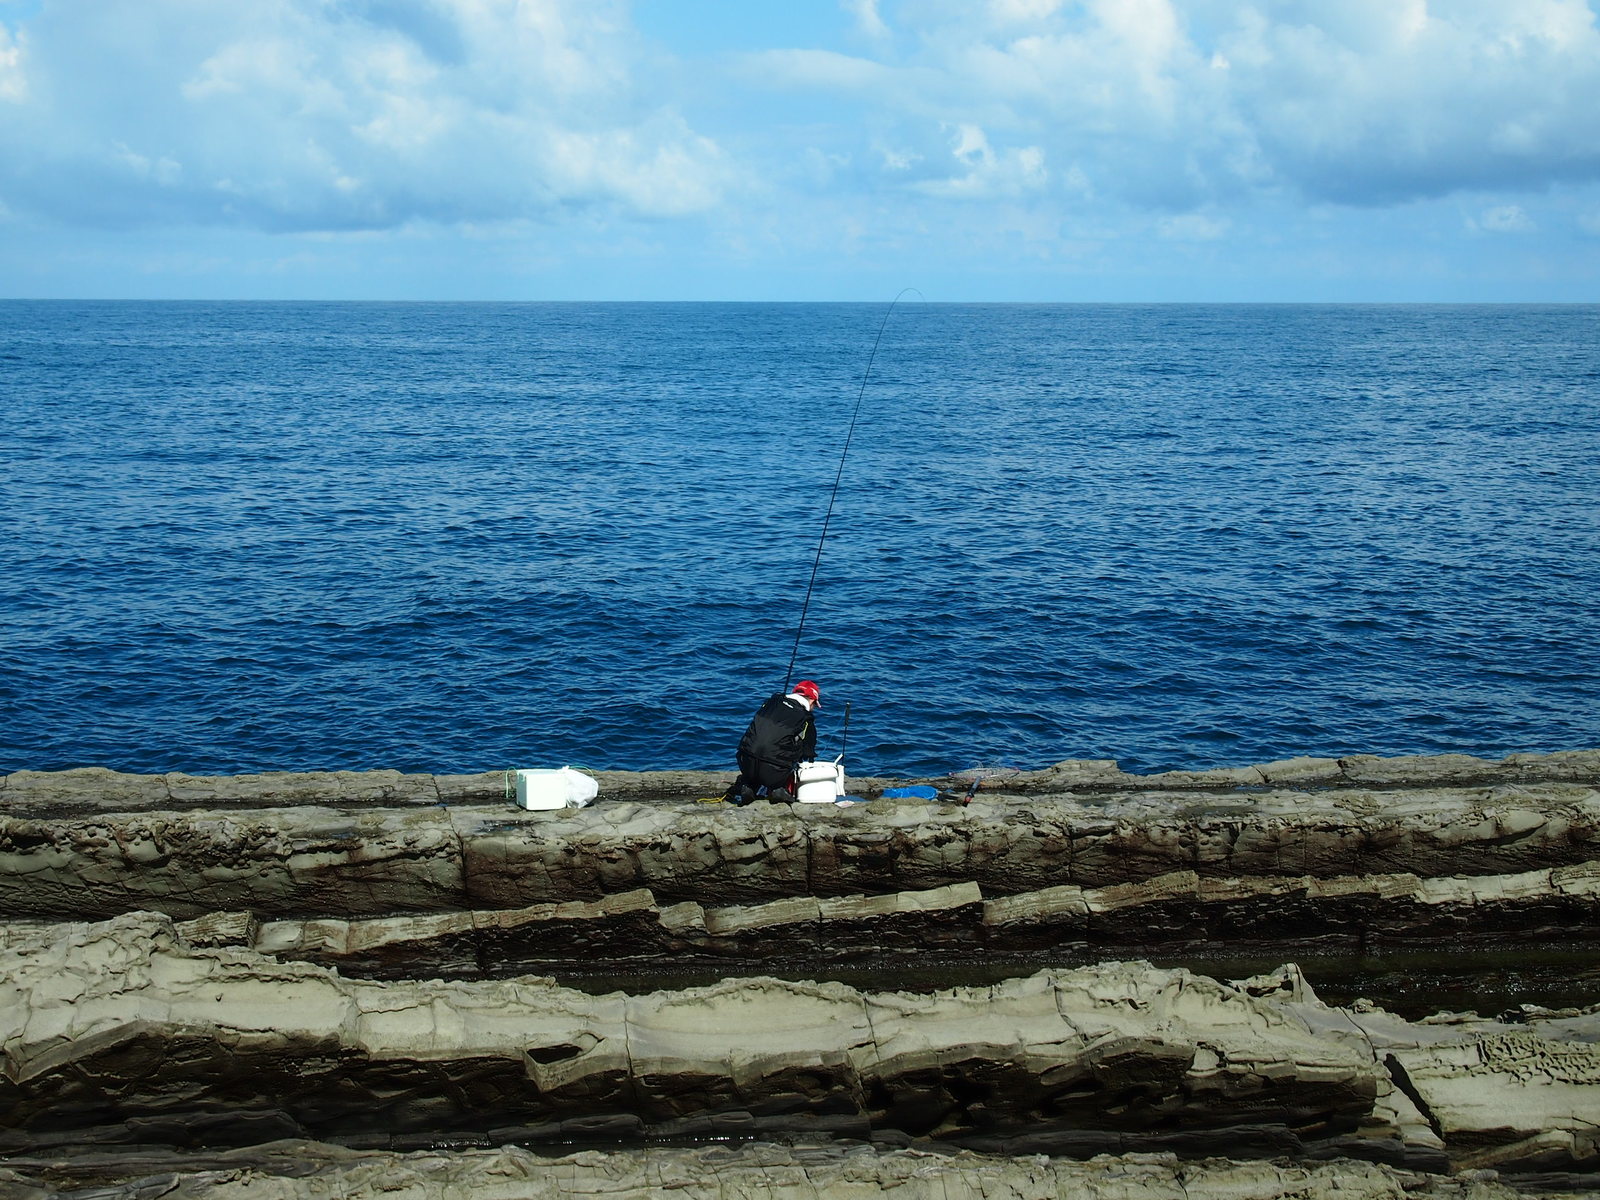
[794,759,845,804]
[512,767,598,811]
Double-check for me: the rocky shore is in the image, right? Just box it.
[3,752,1599,1198]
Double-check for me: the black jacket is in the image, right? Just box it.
[736,694,818,785]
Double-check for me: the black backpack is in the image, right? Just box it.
[737,694,812,771]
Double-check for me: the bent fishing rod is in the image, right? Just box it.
[782,288,922,694]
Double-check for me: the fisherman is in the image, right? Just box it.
[724,680,821,805]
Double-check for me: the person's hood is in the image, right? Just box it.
[785,692,815,712]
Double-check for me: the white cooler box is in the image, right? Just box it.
[794,759,845,804]
[512,767,598,811]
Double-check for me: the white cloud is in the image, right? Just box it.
[544,119,726,217]
[917,123,1047,199]
[0,0,733,232]
[843,0,890,40]
[1215,0,1600,204]
[0,21,24,101]
[921,124,1043,200]
[112,143,182,187]
[7,0,1600,275]
[743,0,1600,214]
[742,48,897,92]
[1476,204,1535,233]
[988,0,1065,22]
[1157,213,1229,240]
[880,145,921,172]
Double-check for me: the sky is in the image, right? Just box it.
[2,0,1599,301]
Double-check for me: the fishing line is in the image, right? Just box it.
[783,288,922,692]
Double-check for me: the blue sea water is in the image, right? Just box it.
[3,301,1598,779]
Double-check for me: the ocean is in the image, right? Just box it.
[3,300,1597,779]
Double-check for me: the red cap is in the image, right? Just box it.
[792,679,821,708]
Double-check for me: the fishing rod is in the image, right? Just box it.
[782,288,922,693]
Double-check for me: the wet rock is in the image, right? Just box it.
[1,767,173,812]
[1341,754,1527,788]
[1020,758,1135,789]
[163,770,442,808]
[0,767,451,815]
[1257,757,1349,787]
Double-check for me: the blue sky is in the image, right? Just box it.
[2,0,1598,300]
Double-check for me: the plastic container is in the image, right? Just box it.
[512,767,598,811]
[794,759,845,804]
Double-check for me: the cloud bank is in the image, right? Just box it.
[0,0,1597,297]
[745,0,1600,213]
[0,0,731,232]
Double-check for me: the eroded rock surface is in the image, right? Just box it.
[2,913,1598,1175]
[1,1141,1592,1200]
[4,757,1600,921]
[5,754,1600,1197]
[8,750,1600,816]
[0,913,1376,1156]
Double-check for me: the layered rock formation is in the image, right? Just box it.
[238,864,1600,981]
[5,756,1599,922]
[5,1140,1593,1200]
[0,914,1368,1150]
[4,752,1599,1198]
